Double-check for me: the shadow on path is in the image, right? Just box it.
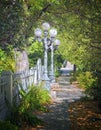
[37,76,83,130]
[37,100,70,130]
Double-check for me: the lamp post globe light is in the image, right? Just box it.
[34,22,60,89]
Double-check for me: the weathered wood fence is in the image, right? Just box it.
[0,59,43,120]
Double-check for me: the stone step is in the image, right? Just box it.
[58,79,70,83]
[59,81,70,85]
[51,76,84,103]
[54,88,83,91]
[56,92,83,97]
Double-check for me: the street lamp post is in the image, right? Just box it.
[34,22,60,89]
[49,39,60,82]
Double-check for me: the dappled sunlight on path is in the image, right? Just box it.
[37,100,69,130]
[35,76,84,130]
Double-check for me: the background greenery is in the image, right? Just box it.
[0,0,101,107]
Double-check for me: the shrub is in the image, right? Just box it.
[11,83,51,127]
[77,71,98,99]
[77,71,97,89]
[18,84,51,112]
[22,112,43,126]
[0,48,15,73]
[55,70,61,77]
[0,120,18,130]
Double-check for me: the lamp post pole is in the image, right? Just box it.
[51,39,54,80]
[34,22,60,89]
[43,30,49,81]
[49,38,60,82]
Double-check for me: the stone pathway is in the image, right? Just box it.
[37,76,84,130]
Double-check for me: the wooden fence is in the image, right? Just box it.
[0,59,42,120]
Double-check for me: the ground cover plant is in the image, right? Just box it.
[10,83,51,128]
[0,120,18,130]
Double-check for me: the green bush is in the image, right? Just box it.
[11,83,51,127]
[18,84,51,113]
[0,120,18,130]
[22,112,43,126]
[55,70,61,77]
[0,48,15,73]
[77,71,98,100]
[77,71,97,89]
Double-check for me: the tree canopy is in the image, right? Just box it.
[0,0,101,72]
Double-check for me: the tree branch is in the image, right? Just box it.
[39,3,52,18]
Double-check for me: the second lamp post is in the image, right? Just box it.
[49,38,60,82]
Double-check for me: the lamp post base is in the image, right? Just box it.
[49,71,55,83]
[43,74,50,91]
[44,80,50,91]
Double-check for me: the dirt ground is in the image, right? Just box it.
[68,100,101,130]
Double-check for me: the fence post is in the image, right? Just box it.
[1,71,13,106]
[34,67,37,85]
[37,58,42,83]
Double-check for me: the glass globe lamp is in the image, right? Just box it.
[42,22,50,30]
[34,28,42,37]
[49,28,57,37]
[54,39,60,46]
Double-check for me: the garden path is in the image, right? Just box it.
[37,76,84,130]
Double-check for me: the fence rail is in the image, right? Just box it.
[0,59,42,120]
